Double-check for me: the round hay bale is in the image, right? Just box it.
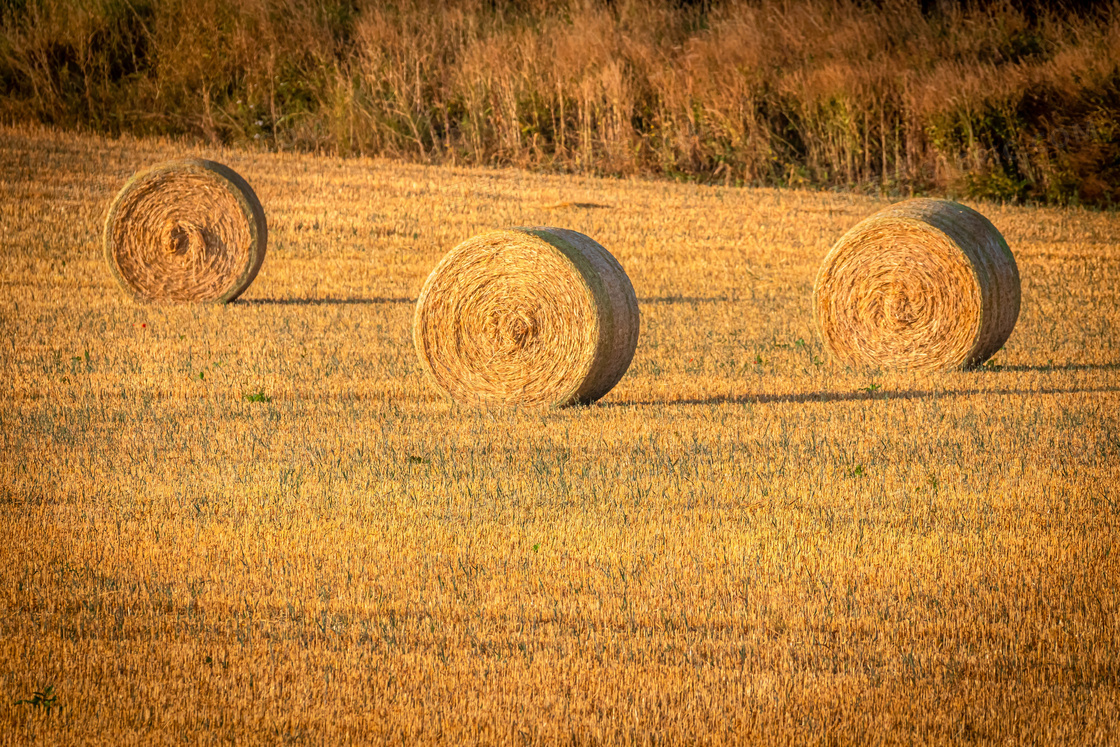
[813,198,1020,371]
[414,227,640,407]
[103,159,267,303]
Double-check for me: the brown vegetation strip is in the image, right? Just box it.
[4,0,1120,205]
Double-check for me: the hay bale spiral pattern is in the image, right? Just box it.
[104,159,267,303]
[813,198,1020,371]
[414,227,640,407]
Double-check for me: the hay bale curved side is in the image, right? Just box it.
[813,198,1020,371]
[103,159,267,303]
[413,227,640,407]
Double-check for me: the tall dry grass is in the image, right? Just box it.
[2,0,1120,205]
[0,124,1118,743]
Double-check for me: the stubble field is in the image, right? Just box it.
[1,125,1118,744]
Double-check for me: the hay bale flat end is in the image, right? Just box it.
[104,159,267,303]
[813,198,1020,371]
[413,227,639,407]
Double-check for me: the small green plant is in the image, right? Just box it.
[849,465,865,477]
[864,383,881,392]
[69,349,91,373]
[244,390,272,403]
[14,685,60,714]
[532,543,540,553]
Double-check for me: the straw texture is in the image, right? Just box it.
[414,228,640,407]
[813,198,1020,371]
[104,159,267,303]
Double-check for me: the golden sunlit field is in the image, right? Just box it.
[1,125,1118,744]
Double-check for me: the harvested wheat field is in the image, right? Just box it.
[1,125,1118,745]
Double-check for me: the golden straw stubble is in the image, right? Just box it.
[813,198,1020,371]
[104,159,267,303]
[414,228,640,407]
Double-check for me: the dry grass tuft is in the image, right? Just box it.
[103,159,267,303]
[813,198,1020,371]
[414,227,639,407]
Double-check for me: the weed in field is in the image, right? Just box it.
[14,685,60,715]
